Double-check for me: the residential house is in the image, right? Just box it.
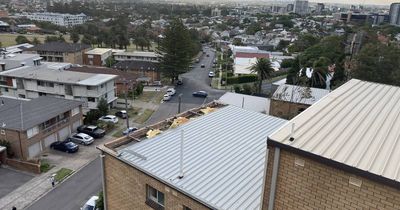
[269,84,330,119]
[98,103,287,210]
[67,66,136,96]
[0,96,83,160]
[113,60,160,84]
[264,79,400,209]
[0,63,118,110]
[25,42,91,65]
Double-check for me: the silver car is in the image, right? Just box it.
[70,133,94,145]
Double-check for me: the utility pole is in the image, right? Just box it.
[124,79,130,130]
[178,93,182,113]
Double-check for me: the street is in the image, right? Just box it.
[26,46,226,210]
[27,158,102,210]
[147,46,225,125]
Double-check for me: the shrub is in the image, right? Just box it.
[226,75,258,84]
[84,110,101,125]
[233,84,241,93]
[242,84,252,94]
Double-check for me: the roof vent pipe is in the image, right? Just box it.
[178,129,185,179]
[289,123,295,142]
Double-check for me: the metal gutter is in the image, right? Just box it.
[268,147,280,210]
[100,153,108,210]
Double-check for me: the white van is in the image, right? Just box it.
[81,196,98,210]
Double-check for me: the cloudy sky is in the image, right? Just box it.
[310,0,395,5]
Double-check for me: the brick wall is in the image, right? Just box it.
[5,158,40,174]
[269,100,309,120]
[83,54,102,66]
[262,147,400,210]
[103,153,210,210]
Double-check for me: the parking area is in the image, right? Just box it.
[0,167,34,198]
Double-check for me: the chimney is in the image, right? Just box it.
[178,129,184,179]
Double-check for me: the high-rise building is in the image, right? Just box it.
[389,3,400,26]
[294,0,309,15]
[316,3,325,14]
[287,4,294,12]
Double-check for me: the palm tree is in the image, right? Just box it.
[249,58,275,94]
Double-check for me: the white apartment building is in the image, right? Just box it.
[26,12,88,27]
[0,63,117,110]
[294,0,309,15]
[113,51,158,62]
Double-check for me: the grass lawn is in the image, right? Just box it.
[40,161,54,173]
[0,33,72,47]
[134,109,155,124]
[137,91,164,103]
[54,168,73,182]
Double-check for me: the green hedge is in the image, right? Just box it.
[226,75,258,84]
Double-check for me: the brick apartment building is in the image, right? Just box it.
[269,84,330,119]
[83,48,113,66]
[98,104,286,210]
[264,79,400,209]
[112,60,160,84]
[0,96,83,160]
[25,42,91,64]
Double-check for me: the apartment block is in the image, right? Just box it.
[83,48,113,66]
[113,60,160,84]
[25,42,91,65]
[264,79,400,209]
[0,96,83,160]
[0,63,118,110]
[26,12,87,27]
[113,51,158,62]
[98,103,286,210]
[0,53,42,71]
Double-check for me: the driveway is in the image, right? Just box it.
[0,167,33,198]
[146,47,225,125]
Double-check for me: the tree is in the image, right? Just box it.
[15,35,30,44]
[288,34,319,53]
[83,109,101,125]
[96,191,104,210]
[249,58,275,93]
[45,35,65,43]
[70,32,80,43]
[97,98,109,116]
[105,57,116,68]
[157,18,193,82]
[352,43,400,86]
[32,37,41,45]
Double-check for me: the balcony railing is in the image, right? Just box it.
[42,118,70,134]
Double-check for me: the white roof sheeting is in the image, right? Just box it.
[233,57,257,75]
[218,92,270,113]
[272,84,330,105]
[119,105,287,210]
[268,79,400,184]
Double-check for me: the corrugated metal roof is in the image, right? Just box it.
[218,92,270,113]
[268,79,400,184]
[119,105,286,210]
[271,84,330,105]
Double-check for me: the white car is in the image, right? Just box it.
[208,71,215,77]
[70,133,94,145]
[163,94,171,101]
[81,196,98,210]
[99,115,118,124]
[167,88,176,96]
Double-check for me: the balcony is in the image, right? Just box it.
[42,118,70,134]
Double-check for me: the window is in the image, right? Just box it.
[37,81,45,86]
[87,86,96,90]
[18,94,25,98]
[27,126,39,138]
[183,206,192,210]
[88,97,95,102]
[71,107,80,116]
[146,185,164,208]
[4,88,8,92]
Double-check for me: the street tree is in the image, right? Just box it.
[15,35,30,44]
[249,58,275,93]
[70,32,80,43]
[157,18,193,82]
[97,98,109,116]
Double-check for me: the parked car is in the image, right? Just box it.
[70,133,94,145]
[208,71,215,77]
[99,115,118,124]
[201,64,205,68]
[50,140,79,153]
[123,127,138,135]
[195,58,200,63]
[176,79,183,85]
[115,110,128,119]
[81,196,98,210]
[192,91,208,97]
[163,94,172,101]
[167,88,176,96]
[77,125,105,139]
